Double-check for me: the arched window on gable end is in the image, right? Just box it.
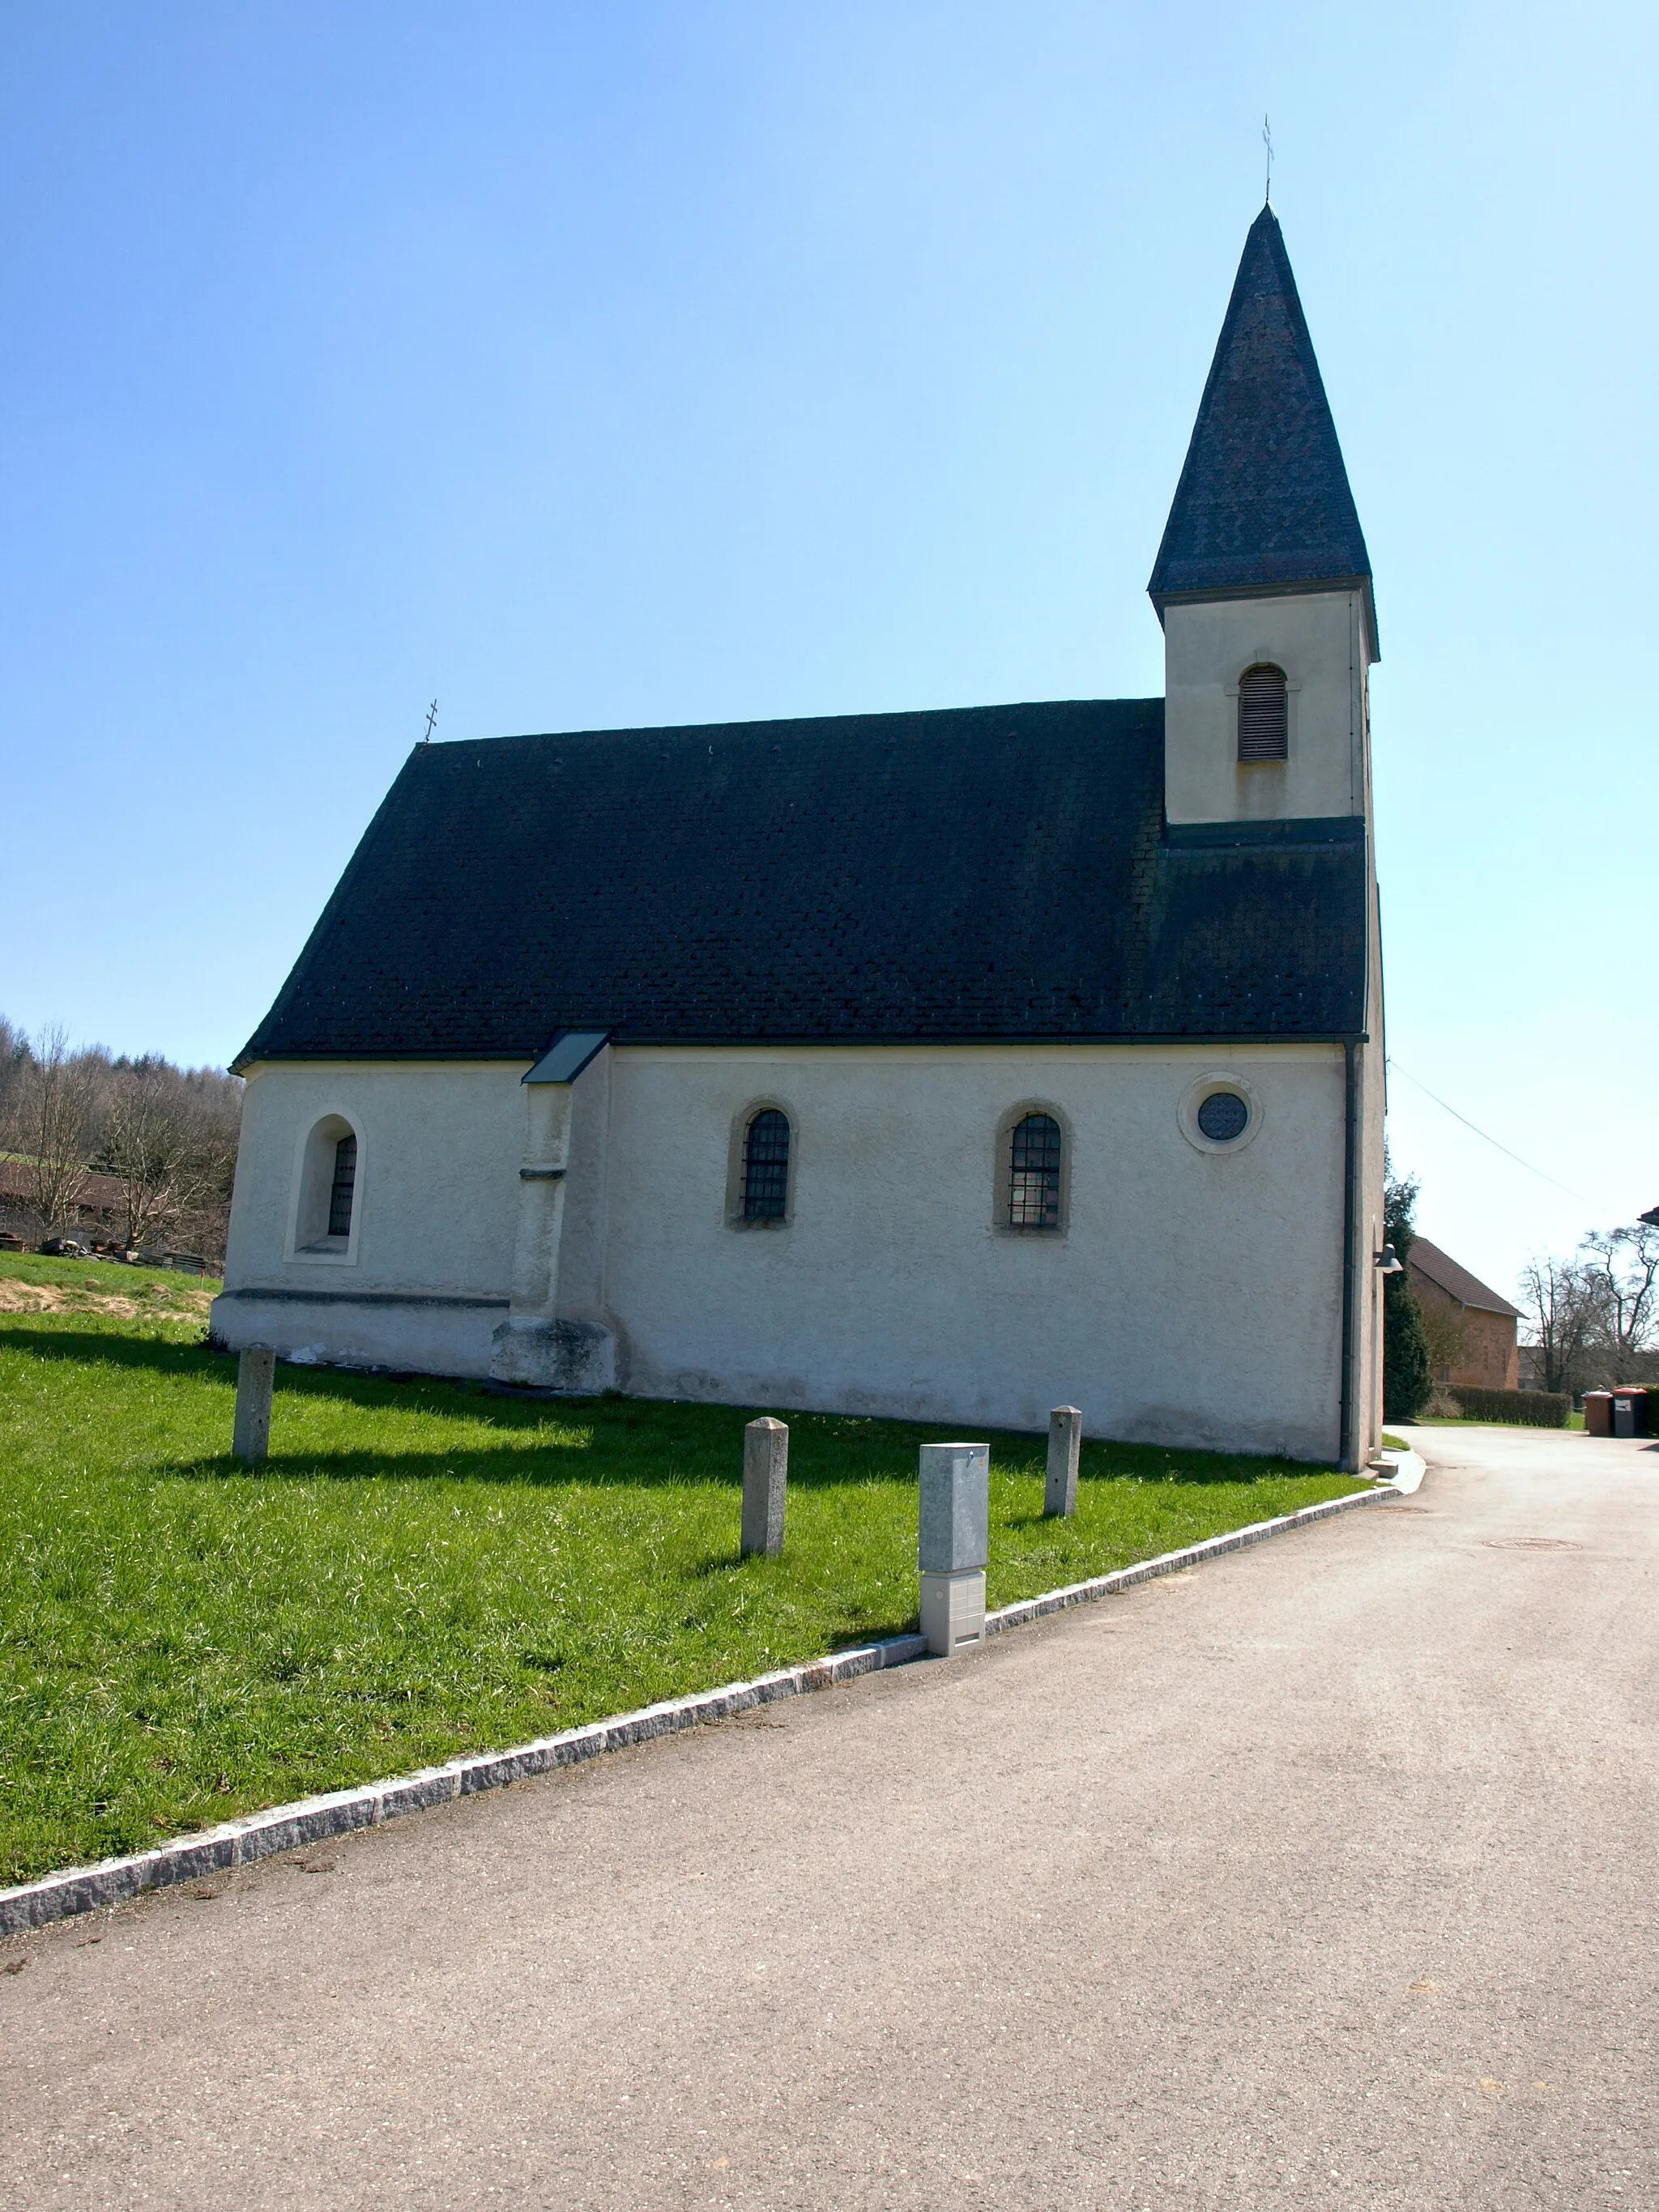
[1237,663,1288,762]
[741,1108,791,1221]
[291,1112,363,1258]
[327,1132,357,1238]
[1008,1112,1064,1232]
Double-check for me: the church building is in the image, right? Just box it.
[213,207,1388,1469]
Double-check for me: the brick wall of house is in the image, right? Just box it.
[1410,1267,1520,1391]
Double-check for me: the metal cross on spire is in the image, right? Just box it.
[1262,115,1273,205]
[423,699,438,744]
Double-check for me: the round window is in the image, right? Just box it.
[1196,1089,1249,1144]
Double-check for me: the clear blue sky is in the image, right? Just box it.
[4,2,1654,1302]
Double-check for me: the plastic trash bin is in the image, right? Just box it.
[1584,1392,1613,1437]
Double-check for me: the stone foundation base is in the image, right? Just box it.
[489,1317,616,1394]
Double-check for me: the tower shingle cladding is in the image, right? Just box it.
[1147,206,1371,606]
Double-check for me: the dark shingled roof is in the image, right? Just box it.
[240,702,1368,1063]
[1148,207,1373,628]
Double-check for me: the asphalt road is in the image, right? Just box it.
[4,1423,1657,2211]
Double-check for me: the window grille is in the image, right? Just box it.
[1009,1112,1062,1230]
[1237,663,1288,761]
[1196,1089,1249,1143]
[327,1132,357,1238]
[742,1110,791,1221]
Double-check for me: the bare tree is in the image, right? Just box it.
[168,1076,242,1267]
[101,1057,242,1259]
[1580,1223,1659,1379]
[1518,1254,1602,1398]
[104,1068,191,1248]
[0,1016,31,1151]
[19,1026,100,1235]
[1418,1298,1473,1383]
[0,1016,242,1260]
[1521,1223,1659,1397]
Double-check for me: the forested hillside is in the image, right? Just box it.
[0,1018,241,1266]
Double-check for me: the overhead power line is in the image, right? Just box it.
[1385,1058,1610,1211]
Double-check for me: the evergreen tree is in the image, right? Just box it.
[1382,1157,1433,1421]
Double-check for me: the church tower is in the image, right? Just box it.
[1149,207,1376,829]
[1150,204,1386,1470]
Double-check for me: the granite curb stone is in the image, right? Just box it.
[0,1483,1399,1938]
[984,1483,1398,1635]
[0,1634,924,1935]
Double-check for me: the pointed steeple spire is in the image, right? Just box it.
[1149,207,1374,647]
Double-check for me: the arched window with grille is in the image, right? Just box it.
[1237,663,1288,761]
[741,1108,791,1222]
[1007,1111,1064,1231]
[326,1132,357,1238]
[290,1112,363,1258]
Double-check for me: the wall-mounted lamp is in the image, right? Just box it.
[1375,1244,1404,1275]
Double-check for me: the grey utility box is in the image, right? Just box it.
[918,1441,989,1656]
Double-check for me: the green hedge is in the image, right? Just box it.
[1448,1386,1570,1428]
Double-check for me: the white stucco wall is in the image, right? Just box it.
[595,1042,1348,1457]
[214,1042,1358,1460]
[1163,590,1371,825]
[215,1059,527,1375]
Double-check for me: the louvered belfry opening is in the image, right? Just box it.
[1237,663,1289,762]
[742,1109,791,1221]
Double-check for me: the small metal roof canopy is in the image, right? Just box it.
[524,1030,610,1085]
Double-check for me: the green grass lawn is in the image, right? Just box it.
[0,1250,1365,1886]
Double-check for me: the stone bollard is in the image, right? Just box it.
[1044,1405,1082,1517]
[741,1417,789,1558]
[918,1441,989,1656]
[232,1346,275,1464]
